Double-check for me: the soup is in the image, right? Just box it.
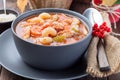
[16,12,88,46]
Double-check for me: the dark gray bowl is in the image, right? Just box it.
[11,8,92,70]
[0,9,18,34]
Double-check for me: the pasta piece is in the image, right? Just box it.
[52,21,64,32]
[27,17,44,24]
[52,14,58,21]
[72,18,80,25]
[37,37,53,45]
[42,27,57,37]
[39,13,51,19]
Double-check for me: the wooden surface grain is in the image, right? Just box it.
[0,0,120,80]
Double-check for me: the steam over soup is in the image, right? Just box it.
[16,12,88,46]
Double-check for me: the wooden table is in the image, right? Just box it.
[0,0,120,80]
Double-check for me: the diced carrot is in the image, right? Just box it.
[30,26,41,37]
[61,21,69,26]
[41,22,52,30]
[74,36,79,40]
[58,14,67,21]
[64,26,70,30]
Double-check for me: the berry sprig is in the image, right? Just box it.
[92,22,111,38]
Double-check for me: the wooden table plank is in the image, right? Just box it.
[108,73,120,80]
[70,0,91,13]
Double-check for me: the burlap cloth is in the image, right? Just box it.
[86,34,120,77]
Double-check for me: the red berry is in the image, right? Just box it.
[106,28,111,32]
[100,25,105,29]
[93,27,97,30]
[92,31,96,36]
[93,0,102,5]
[101,34,105,38]
[100,29,105,34]
[92,23,110,38]
[102,22,107,26]
[104,27,109,32]
[95,32,99,36]
[98,33,102,38]
[93,23,98,28]
[95,28,100,32]
[104,27,107,31]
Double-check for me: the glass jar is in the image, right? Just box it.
[91,0,120,38]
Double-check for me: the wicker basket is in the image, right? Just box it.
[28,0,73,9]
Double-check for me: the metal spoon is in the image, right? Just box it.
[3,0,6,14]
[83,8,110,71]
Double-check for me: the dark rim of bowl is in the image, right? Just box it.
[0,9,19,23]
[12,8,92,47]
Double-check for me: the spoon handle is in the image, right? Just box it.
[3,0,6,14]
[97,39,110,72]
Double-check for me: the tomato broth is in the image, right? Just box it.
[16,12,88,46]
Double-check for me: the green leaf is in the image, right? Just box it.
[115,0,120,4]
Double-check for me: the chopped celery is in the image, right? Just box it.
[71,27,79,32]
[53,35,65,42]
